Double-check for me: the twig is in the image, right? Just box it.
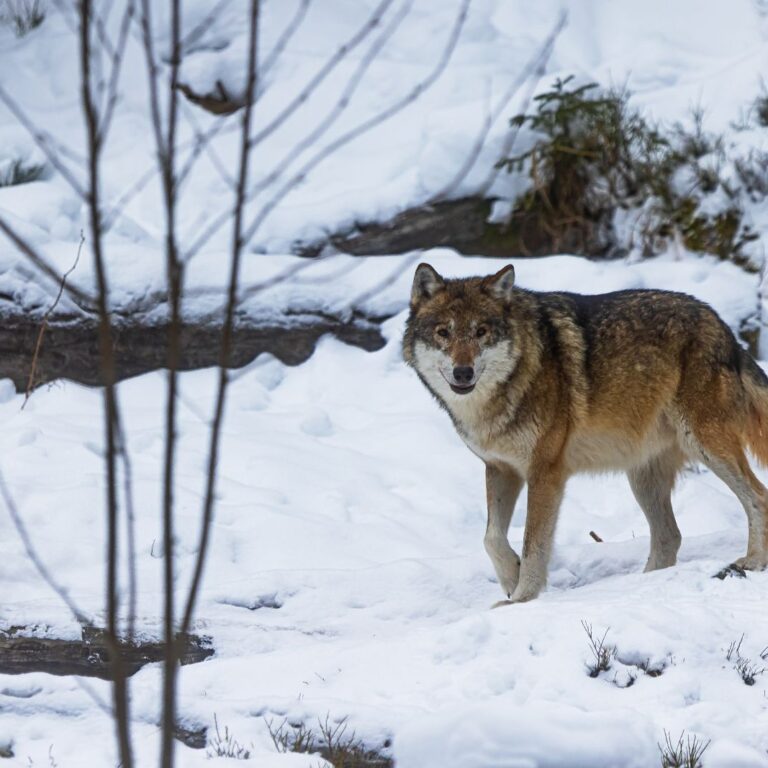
[0,84,86,198]
[180,0,261,645]
[190,0,472,259]
[98,0,136,143]
[179,0,232,52]
[78,2,133,766]
[347,251,422,310]
[0,464,92,626]
[260,0,311,76]
[430,9,567,202]
[23,231,86,408]
[0,215,97,312]
[137,0,186,763]
[177,98,235,191]
[183,0,398,257]
[243,0,413,205]
[249,0,393,151]
[114,411,138,642]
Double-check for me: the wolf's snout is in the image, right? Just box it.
[449,366,476,394]
[453,366,474,385]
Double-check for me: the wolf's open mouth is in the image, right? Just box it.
[449,383,475,395]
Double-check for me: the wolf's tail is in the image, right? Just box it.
[742,352,768,467]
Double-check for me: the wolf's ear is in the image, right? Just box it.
[487,264,516,301]
[411,263,445,305]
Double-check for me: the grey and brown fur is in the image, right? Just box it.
[403,263,768,604]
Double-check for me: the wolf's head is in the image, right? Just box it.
[403,263,520,403]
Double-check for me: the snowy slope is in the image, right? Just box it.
[2,0,768,290]
[1,253,768,767]
[2,1,768,767]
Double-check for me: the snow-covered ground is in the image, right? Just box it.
[3,1,768,766]
[1,252,768,768]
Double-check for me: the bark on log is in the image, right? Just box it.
[323,198,493,256]
[0,310,386,392]
[297,196,599,259]
[0,626,213,679]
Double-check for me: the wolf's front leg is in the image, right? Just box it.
[506,468,565,604]
[484,463,524,597]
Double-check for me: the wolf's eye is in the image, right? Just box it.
[436,327,449,338]
[476,326,487,338]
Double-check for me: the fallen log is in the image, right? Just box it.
[0,310,386,392]
[297,196,608,259]
[0,626,214,679]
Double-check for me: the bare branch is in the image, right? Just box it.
[114,412,138,642]
[181,0,396,256]
[78,2,133,766]
[233,0,472,254]
[244,0,413,203]
[180,0,231,52]
[0,214,97,311]
[111,0,389,246]
[103,114,236,232]
[249,0,394,150]
[98,0,136,143]
[260,0,311,77]
[136,0,188,763]
[0,465,92,627]
[347,250,421,310]
[180,0,260,641]
[0,84,86,198]
[187,0,470,261]
[138,0,167,159]
[429,10,566,202]
[177,99,236,191]
[473,10,567,198]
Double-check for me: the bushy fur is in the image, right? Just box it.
[403,263,768,604]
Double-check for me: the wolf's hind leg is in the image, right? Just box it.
[627,448,684,572]
[688,428,768,570]
[484,463,524,597]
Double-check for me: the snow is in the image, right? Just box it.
[2,259,768,766]
[2,0,768,766]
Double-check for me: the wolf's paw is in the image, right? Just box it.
[491,585,539,608]
[643,552,678,572]
[733,554,768,571]
[498,575,519,599]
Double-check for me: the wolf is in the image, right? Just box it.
[403,263,768,604]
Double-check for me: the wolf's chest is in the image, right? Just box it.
[452,409,534,476]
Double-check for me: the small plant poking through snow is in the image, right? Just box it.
[497,76,764,268]
[746,83,768,128]
[725,635,767,686]
[1,0,45,37]
[265,714,392,767]
[582,622,669,686]
[658,730,710,768]
[0,159,45,187]
[266,717,317,755]
[582,620,615,678]
[206,715,251,760]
